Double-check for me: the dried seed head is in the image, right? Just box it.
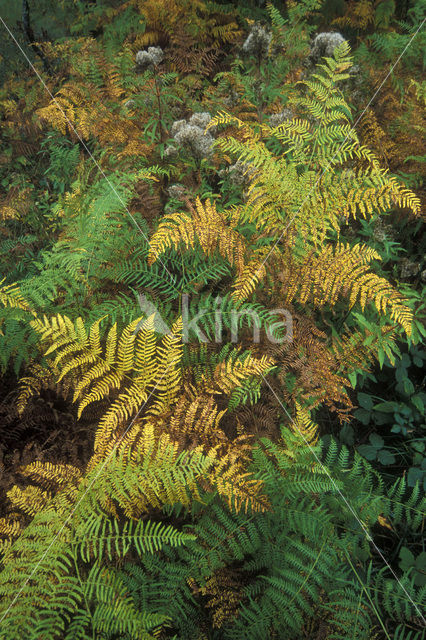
[242,24,272,59]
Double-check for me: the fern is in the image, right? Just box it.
[0,279,32,313]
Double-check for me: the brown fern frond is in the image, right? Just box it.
[262,313,354,419]
[332,0,375,30]
[130,180,163,227]
[17,363,73,416]
[168,395,227,450]
[358,108,397,165]
[199,567,248,628]
[167,28,220,76]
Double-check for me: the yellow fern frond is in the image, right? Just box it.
[352,272,413,336]
[292,403,319,446]
[277,242,413,335]
[92,423,210,517]
[146,317,183,418]
[6,485,51,517]
[203,353,274,395]
[148,197,248,274]
[231,247,269,303]
[0,205,19,221]
[207,447,269,513]
[19,462,82,489]
[0,518,22,540]
[0,279,32,312]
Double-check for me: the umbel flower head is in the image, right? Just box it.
[268,108,294,127]
[167,112,216,160]
[309,32,346,65]
[219,159,257,188]
[167,183,186,200]
[135,46,164,71]
[241,23,272,59]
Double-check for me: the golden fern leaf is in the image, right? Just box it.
[36,85,87,135]
[231,247,269,302]
[17,363,73,416]
[277,242,413,335]
[0,279,32,312]
[19,462,82,489]
[19,312,185,465]
[0,518,22,540]
[202,353,274,395]
[6,485,51,517]
[146,317,183,417]
[207,446,269,514]
[148,197,248,274]
[91,423,209,518]
[333,0,375,30]
[359,108,397,164]
[168,395,227,449]
[351,272,413,336]
[0,205,19,221]
[27,314,153,422]
[92,316,179,454]
[291,403,319,447]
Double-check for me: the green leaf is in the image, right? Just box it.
[407,467,424,487]
[372,401,398,413]
[369,433,384,449]
[348,371,357,388]
[415,551,426,572]
[354,408,371,425]
[358,445,377,461]
[377,449,395,465]
[403,379,415,395]
[412,395,424,413]
[374,411,392,426]
[339,423,354,446]
[414,572,426,587]
[399,546,415,571]
[400,353,411,367]
[357,392,373,411]
[395,366,407,383]
[378,346,385,368]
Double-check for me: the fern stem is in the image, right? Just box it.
[344,552,392,640]
[154,74,165,143]
[71,540,96,639]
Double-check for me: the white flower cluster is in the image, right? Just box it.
[223,88,241,108]
[135,46,164,71]
[241,23,272,59]
[166,112,216,160]
[268,108,294,127]
[400,258,421,279]
[164,183,187,213]
[124,99,136,110]
[374,218,395,243]
[218,160,258,202]
[309,32,346,65]
[166,183,186,199]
